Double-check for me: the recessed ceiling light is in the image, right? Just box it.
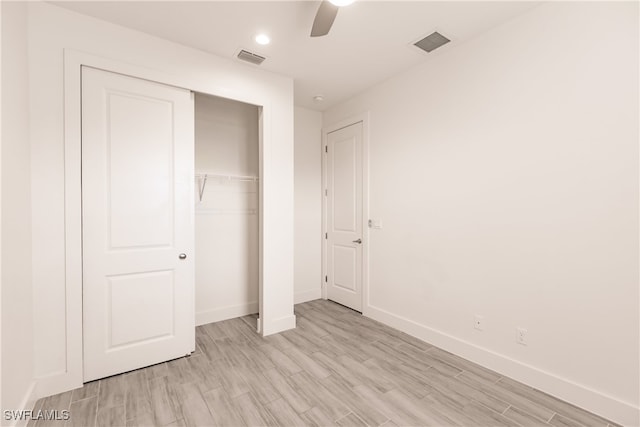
[329,0,354,6]
[255,34,271,45]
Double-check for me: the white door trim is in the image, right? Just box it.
[50,49,270,397]
[321,113,370,315]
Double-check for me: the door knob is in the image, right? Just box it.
[178,253,187,260]
[352,239,362,244]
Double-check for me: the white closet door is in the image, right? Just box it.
[82,66,195,382]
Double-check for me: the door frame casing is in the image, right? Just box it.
[59,49,269,394]
[321,113,370,314]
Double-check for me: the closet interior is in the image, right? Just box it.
[194,93,260,328]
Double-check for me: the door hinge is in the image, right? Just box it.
[325,146,328,153]
[325,275,328,282]
[325,189,328,196]
[325,232,328,239]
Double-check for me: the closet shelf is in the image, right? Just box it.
[196,173,259,202]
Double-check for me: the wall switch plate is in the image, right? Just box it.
[516,327,527,345]
[368,219,382,229]
[474,315,484,331]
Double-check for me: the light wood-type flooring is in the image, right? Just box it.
[29,300,618,427]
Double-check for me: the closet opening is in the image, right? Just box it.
[194,92,262,332]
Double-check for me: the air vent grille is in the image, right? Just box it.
[237,49,266,65]
[414,32,450,53]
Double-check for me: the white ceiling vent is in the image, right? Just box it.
[413,31,450,53]
[237,49,266,65]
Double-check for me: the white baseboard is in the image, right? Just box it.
[364,304,639,427]
[195,302,258,326]
[4,380,38,427]
[34,370,81,404]
[262,314,296,336]
[294,288,321,304]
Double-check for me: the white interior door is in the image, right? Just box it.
[82,66,195,382]
[326,122,363,312]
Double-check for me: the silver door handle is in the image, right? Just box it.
[178,253,187,260]
[352,239,362,244]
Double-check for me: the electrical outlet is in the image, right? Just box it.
[474,315,484,331]
[516,327,527,345]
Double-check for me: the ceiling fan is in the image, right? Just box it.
[310,0,355,37]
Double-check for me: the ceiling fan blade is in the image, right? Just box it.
[310,1,339,37]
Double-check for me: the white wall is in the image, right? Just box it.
[1,0,35,418]
[294,106,322,304]
[324,2,639,425]
[195,94,260,324]
[28,1,294,398]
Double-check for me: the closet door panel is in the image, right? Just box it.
[82,66,195,382]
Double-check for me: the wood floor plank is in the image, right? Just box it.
[200,320,229,341]
[351,385,407,426]
[41,390,73,413]
[263,368,312,414]
[211,358,251,398]
[233,392,279,427]
[71,381,100,403]
[98,376,126,410]
[239,365,281,405]
[202,387,245,427]
[457,371,556,422]
[421,393,481,426]
[27,398,45,427]
[281,329,321,354]
[296,331,345,359]
[335,412,368,427]
[215,337,253,368]
[166,358,198,386]
[124,412,154,427]
[195,328,224,362]
[289,371,351,421]
[337,355,395,394]
[497,377,610,427]
[382,388,446,426]
[258,343,303,376]
[416,366,509,414]
[186,354,222,394]
[67,396,98,427]
[148,377,180,426]
[263,398,306,427]
[503,405,552,427]
[461,400,521,427]
[319,374,389,427]
[142,362,169,382]
[311,351,362,387]
[171,382,215,427]
[236,341,276,372]
[284,345,331,379]
[427,347,502,384]
[123,371,151,421]
[550,413,587,427]
[96,406,125,427]
[362,357,433,399]
[301,407,338,427]
[296,316,330,338]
